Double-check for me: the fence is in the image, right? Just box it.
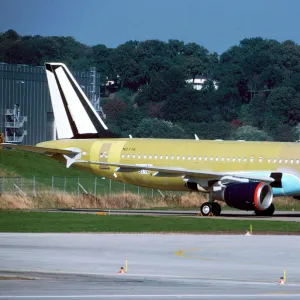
[0,176,172,198]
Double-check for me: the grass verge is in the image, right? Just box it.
[1,192,299,211]
[0,149,93,178]
[0,211,299,234]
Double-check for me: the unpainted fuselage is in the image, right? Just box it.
[38,138,300,197]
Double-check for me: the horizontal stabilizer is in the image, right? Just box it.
[0,143,80,157]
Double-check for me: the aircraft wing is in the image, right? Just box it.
[0,143,80,157]
[74,160,275,184]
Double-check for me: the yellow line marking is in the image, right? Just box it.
[175,248,226,262]
[175,247,298,267]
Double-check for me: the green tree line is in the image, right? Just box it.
[2,29,300,141]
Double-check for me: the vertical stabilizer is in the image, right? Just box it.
[45,62,116,139]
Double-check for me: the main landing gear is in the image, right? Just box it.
[200,201,222,216]
[254,203,275,216]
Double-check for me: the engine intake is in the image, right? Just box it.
[212,182,273,211]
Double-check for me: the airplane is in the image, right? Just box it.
[2,62,300,217]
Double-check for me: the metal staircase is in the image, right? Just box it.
[5,105,27,143]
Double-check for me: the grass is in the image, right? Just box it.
[0,192,175,209]
[0,191,299,211]
[0,211,299,233]
[0,149,94,178]
[0,149,166,196]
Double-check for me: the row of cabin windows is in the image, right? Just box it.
[120,154,300,164]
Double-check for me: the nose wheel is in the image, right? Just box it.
[200,202,221,216]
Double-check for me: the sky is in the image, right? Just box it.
[1,0,300,54]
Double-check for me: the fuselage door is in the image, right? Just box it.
[99,143,112,169]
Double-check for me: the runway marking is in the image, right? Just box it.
[1,294,300,298]
[175,248,226,262]
[174,247,297,268]
[174,248,300,284]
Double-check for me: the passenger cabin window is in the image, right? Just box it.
[232,157,236,162]
[127,154,130,159]
[273,158,277,163]
[250,157,254,163]
[149,155,152,159]
[132,154,136,159]
[199,156,202,161]
[291,159,294,164]
[279,159,282,164]
[204,156,208,161]
[166,155,169,160]
[267,158,271,163]
[284,159,288,164]
[216,157,219,161]
[188,156,191,160]
[221,157,225,162]
[297,159,299,164]
[121,154,125,158]
[171,155,174,160]
[227,157,230,162]
[144,155,147,159]
[259,157,262,163]
[160,155,163,160]
[182,156,185,160]
[177,156,180,160]
[244,158,247,162]
[193,156,196,160]
[138,155,141,159]
[210,157,213,161]
[154,155,157,160]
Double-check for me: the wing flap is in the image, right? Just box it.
[75,160,275,183]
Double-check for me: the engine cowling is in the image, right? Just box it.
[212,182,273,211]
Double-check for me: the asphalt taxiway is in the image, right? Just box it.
[1,233,300,299]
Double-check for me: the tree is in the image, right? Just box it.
[135,65,186,104]
[167,39,185,59]
[102,99,127,120]
[181,121,231,140]
[273,124,293,142]
[116,105,147,137]
[260,66,283,89]
[264,87,299,132]
[91,44,112,82]
[247,92,267,128]
[134,118,187,138]
[182,43,209,81]
[109,41,143,89]
[232,126,272,141]
[292,123,300,141]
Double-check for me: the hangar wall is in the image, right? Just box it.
[0,63,101,145]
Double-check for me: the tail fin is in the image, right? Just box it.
[45,62,116,139]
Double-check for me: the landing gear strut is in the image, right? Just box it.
[200,202,222,216]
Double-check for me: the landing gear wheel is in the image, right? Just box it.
[200,202,213,216]
[255,203,275,216]
[212,202,222,216]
